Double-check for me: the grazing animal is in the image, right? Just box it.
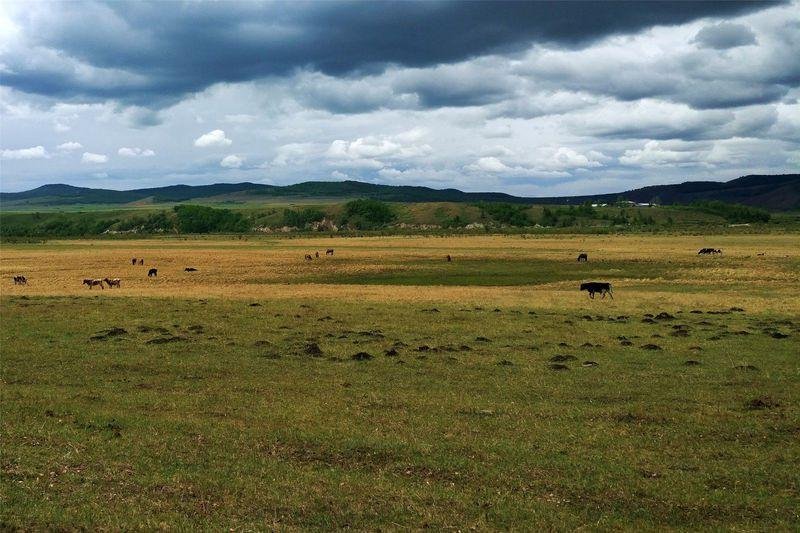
[577,253,588,262]
[580,282,613,299]
[131,258,137,265]
[13,275,27,285]
[148,268,158,277]
[139,259,144,265]
[305,254,313,261]
[103,277,121,288]
[83,278,104,289]
[315,251,320,258]
[698,248,722,255]
[326,249,334,256]
[757,252,766,256]
[184,267,198,272]
[446,254,452,262]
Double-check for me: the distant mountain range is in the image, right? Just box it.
[2,174,798,210]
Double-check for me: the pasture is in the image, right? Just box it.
[2,234,799,529]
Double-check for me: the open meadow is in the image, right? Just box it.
[2,233,799,529]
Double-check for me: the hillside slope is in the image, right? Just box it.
[2,174,798,210]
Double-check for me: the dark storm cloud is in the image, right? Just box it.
[2,0,781,106]
[692,22,758,49]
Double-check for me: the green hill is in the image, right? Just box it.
[1,174,798,210]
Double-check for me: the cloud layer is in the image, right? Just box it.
[0,1,797,193]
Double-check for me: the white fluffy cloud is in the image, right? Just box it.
[1,146,49,160]
[118,147,155,157]
[81,152,108,164]
[220,154,243,168]
[56,141,83,152]
[326,129,433,169]
[194,129,232,147]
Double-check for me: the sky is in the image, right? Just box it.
[0,1,798,195]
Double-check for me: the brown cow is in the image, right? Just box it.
[83,278,104,289]
[305,254,313,261]
[103,278,121,288]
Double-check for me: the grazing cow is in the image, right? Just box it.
[184,267,198,272]
[148,268,158,277]
[577,253,588,262]
[580,282,613,299]
[131,258,137,265]
[305,254,313,261]
[103,278,121,288]
[698,248,723,255]
[315,251,320,258]
[13,275,27,285]
[139,259,144,265]
[757,252,766,256]
[326,249,334,256]
[83,278,104,289]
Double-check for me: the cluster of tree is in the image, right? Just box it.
[280,207,326,228]
[477,202,532,226]
[172,205,249,233]
[690,200,770,223]
[339,199,396,229]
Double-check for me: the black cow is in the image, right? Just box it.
[577,253,588,262]
[698,248,722,255]
[131,258,137,265]
[184,267,198,272]
[580,282,613,299]
[148,268,158,277]
[13,275,27,285]
[315,251,320,258]
[446,254,452,262]
[139,258,144,265]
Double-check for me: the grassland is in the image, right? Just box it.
[2,234,799,530]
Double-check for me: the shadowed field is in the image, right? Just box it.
[1,234,799,529]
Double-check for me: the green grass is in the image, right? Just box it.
[2,296,798,529]
[295,257,679,286]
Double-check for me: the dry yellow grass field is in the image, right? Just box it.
[2,234,799,313]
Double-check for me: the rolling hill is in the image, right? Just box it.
[1,174,798,210]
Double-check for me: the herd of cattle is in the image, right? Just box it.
[305,249,336,261]
[9,248,728,299]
